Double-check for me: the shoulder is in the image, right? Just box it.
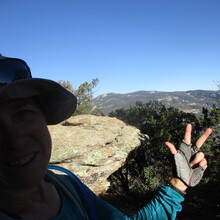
[45,170,97,206]
[45,170,83,194]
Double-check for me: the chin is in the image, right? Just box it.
[0,162,49,191]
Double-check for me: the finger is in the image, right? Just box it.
[190,152,205,167]
[196,128,212,148]
[199,158,208,167]
[184,124,192,145]
[165,142,178,154]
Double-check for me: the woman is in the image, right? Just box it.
[0,54,212,220]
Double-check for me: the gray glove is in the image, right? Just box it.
[174,141,207,187]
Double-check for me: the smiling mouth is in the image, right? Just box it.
[6,153,37,168]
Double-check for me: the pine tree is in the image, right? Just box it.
[58,78,102,115]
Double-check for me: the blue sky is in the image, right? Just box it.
[1,0,220,96]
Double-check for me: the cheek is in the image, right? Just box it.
[41,126,52,156]
[32,121,52,159]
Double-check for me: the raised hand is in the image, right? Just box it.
[165,124,212,188]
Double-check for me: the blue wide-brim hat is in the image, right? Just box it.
[0,54,77,125]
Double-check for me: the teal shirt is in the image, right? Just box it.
[2,173,184,220]
[51,174,184,220]
[50,189,88,220]
[89,185,183,220]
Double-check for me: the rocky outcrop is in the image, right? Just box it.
[48,115,149,194]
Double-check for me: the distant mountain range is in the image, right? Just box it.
[92,90,220,115]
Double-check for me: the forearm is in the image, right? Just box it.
[92,185,184,220]
[128,185,184,220]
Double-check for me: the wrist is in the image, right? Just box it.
[170,178,188,193]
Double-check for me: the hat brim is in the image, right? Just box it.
[0,78,77,125]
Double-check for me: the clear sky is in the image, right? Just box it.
[1,0,220,96]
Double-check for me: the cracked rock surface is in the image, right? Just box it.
[49,115,148,194]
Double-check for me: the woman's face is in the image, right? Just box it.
[0,98,52,190]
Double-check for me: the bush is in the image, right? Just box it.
[107,101,220,218]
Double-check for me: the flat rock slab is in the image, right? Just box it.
[49,115,148,194]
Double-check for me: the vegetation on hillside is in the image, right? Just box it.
[92,90,220,115]
[108,101,220,219]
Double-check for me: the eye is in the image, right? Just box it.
[14,109,35,121]
[17,109,33,116]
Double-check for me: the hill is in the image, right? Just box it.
[92,90,220,115]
